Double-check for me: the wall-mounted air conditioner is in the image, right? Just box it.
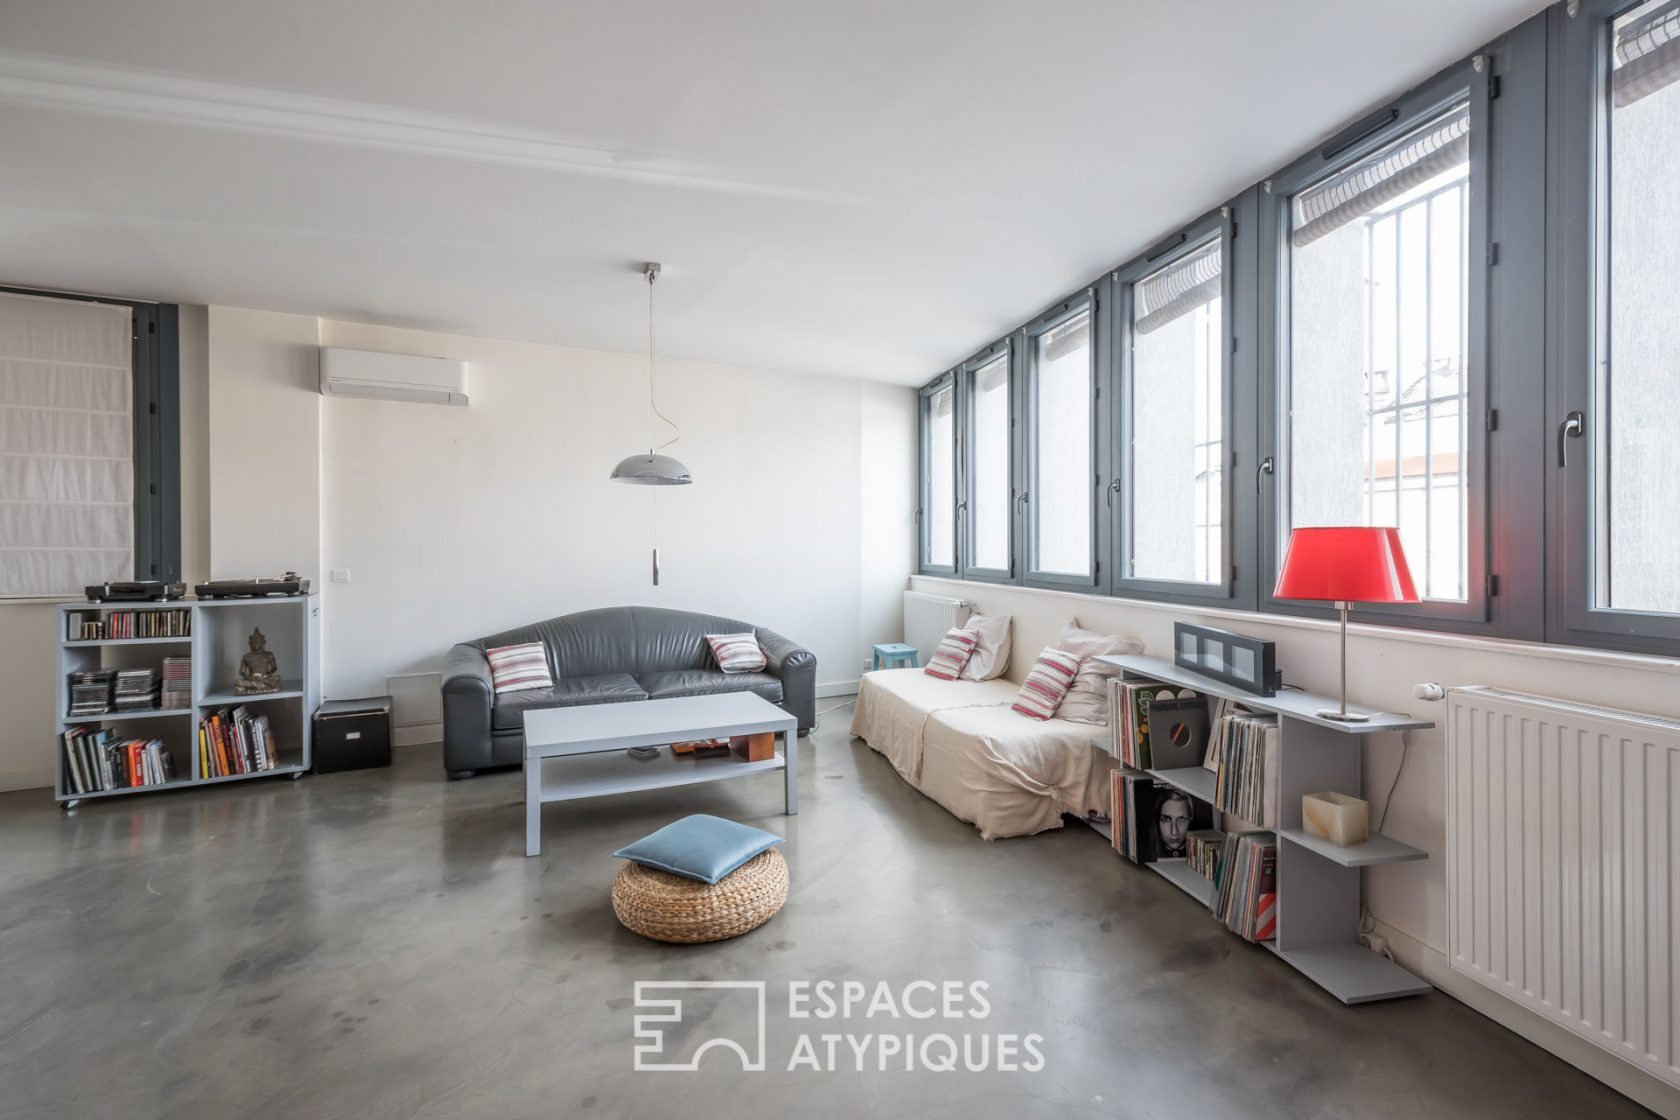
[319,347,469,406]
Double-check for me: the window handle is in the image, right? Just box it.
[1105,477,1121,508]
[1257,456,1275,495]
[1016,492,1031,512]
[1557,410,1584,468]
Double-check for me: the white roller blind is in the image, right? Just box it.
[0,293,134,597]
[1135,239,1222,335]
[1291,103,1470,247]
[1615,0,1680,107]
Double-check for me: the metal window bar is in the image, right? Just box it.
[1361,176,1470,600]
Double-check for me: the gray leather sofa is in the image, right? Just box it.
[440,605,816,778]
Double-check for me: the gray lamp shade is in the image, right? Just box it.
[610,453,692,485]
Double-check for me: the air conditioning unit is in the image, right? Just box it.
[319,347,468,406]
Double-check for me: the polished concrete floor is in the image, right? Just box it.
[0,705,1654,1120]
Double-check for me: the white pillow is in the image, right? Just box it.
[1053,618,1144,725]
[957,613,1012,681]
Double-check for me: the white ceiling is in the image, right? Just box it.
[0,0,1548,385]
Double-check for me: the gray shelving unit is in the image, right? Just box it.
[55,595,321,807]
[1097,652,1434,1004]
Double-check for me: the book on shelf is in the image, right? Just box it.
[198,707,281,777]
[1186,829,1226,880]
[1112,681,1199,769]
[1210,709,1280,828]
[60,727,177,794]
[1212,831,1278,942]
[68,669,116,716]
[1109,768,1212,864]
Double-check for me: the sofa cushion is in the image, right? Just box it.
[490,673,648,731]
[485,641,553,694]
[637,668,783,704]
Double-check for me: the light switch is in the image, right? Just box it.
[331,568,352,584]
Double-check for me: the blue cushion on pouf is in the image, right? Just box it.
[613,814,784,884]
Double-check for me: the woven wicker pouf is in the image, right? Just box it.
[612,848,789,944]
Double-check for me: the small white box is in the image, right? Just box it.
[1302,791,1369,847]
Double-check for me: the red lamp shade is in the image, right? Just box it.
[1274,526,1419,604]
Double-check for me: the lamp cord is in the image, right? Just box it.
[647,267,680,453]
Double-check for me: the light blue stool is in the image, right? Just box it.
[872,642,919,670]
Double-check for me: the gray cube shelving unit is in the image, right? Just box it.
[1098,653,1434,1004]
[55,594,321,807]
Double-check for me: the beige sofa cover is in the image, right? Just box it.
[851,667,1116,840]
[917,704,1114,840]
[849,668,1018,783]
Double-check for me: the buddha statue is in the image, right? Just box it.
[235,627,282,695]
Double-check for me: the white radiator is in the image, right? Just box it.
[903,590,969,666]
[1447,686,1680,1091]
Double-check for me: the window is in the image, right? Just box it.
[1025,304,1095,583]
[918,376,957,573]
[1280,97,1481,612]
[1598,0,1680,615]
[962,347,1012,579]
[1552,0,1680,652]
[0,288,179,598]
[1128,238,1224,584]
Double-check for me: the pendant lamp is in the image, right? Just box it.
[611,263,691,486]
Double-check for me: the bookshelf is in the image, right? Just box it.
[1096,653,1433,1005]
[55,596,321,808]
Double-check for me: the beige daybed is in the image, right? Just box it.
[850,668,1115,840]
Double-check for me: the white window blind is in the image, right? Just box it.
[0,293,134,597]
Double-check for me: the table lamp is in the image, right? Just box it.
[1273,526,1418,722]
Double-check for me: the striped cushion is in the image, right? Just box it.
[1011,647,1085,721]
[706,633,767,673]
[923,627,978,680]
[485,642,553,695]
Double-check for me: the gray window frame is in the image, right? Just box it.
[0,285,181,590]
[1021,290,1102,590]
[1110,197,1259,609]
[957,338,1017,583]
[1257,57,1498,632]
[916,371,960,576]
[1547,0,1680,654]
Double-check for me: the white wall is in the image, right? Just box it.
[910,573,1680,1116]
[197,309,915,738]
[206,306,322,583]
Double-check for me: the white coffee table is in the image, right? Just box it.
[521,692,799,856]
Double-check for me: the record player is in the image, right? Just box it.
[85,581,187,603]
[194,571,311,599]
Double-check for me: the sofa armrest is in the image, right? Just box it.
[757,627,817,732]
[441,643,495,773]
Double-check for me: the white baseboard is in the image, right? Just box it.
[393,722,442,748]
[816,680,860,699]
[1372,919,1680,1116]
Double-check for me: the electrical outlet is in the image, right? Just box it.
[330,568,352,584]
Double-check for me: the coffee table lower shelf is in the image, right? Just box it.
[532,749,785,803]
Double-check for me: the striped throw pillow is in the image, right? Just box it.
[1011,647,1085,721]
[924,627,978,680]
[485,642,553,695]
[706,633,767,673]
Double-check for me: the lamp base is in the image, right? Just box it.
[1316,709,1371,723]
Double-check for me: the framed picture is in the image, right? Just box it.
[1172,622,1279,697]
